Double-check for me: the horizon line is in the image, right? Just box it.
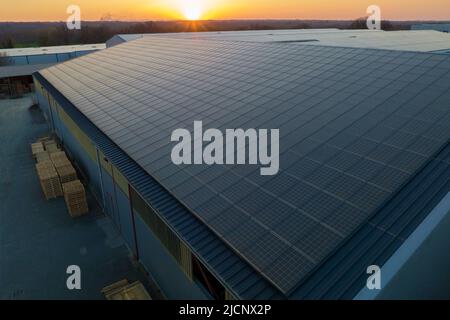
[1,18,450,23]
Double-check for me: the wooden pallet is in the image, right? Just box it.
[103,281,151,300]
[31,142,44,159]
[36,160,55,172]
[56,163,78,184]
[51,153,71,171]
[43,139,56,148]
[36,151,51,163]
[44,139,60,152]
[36,164,63,200]
[50,151,68,162]
[63,180,88,218]
[46,143,61,153]
[101,279,129,295]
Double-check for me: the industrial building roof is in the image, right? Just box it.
[37,35,450,297]
[0,63,56,78]
[105,29,340,47]
[0,43,105,57]
[107,29,450,53]
[0,44,105,79]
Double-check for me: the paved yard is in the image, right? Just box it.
[0,95,157,299]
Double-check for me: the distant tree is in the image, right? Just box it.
[52,25,71,45]
[0,38,14,49]
[38,31,50,46]
[125,21,157,34]
[78,25,115,44]
[348,17,401,31]
[292,23,311,29]
[349,17,369,29]
[0,19,411,48]
[381,20,396,31]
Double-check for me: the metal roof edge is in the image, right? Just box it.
[354,191,450,300]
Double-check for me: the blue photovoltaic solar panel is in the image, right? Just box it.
[39,36,450,294]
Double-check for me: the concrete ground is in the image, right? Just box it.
[0,95,159,299]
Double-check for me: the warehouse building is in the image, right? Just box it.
[33,33,450,299]
[0,44,105,98]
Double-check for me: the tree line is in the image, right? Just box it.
[0,19,412,49]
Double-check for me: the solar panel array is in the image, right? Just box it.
[40,37,450,294]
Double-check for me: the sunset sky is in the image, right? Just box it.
[1,0,450,21]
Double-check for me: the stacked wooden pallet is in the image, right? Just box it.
[50,151,70,166]
[32,138,89,218]
[31,142,45,159]
[57,164,78,184]
[102,280,151,300]
[50,151,77,184]
[36,161,63,199]
[44,139,60,153]
[62,180,88,218]
[36,151,50,163]
[46,142,60,153]
[36,160,54,171]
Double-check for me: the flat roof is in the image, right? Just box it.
[38,36,450,295]
[0,63,55,78]
[109,29,450,53]
[0,43,106,57]
[111,28,340,41]
[106,29,340,47]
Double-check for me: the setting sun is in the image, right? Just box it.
[184,6,202,20]
[182,1,203,20]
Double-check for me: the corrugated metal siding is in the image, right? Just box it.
[291,143,450,299]
[34,72,283,300]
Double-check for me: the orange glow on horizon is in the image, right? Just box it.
[0,0,449,22]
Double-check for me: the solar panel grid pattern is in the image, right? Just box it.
[40,37,450,293]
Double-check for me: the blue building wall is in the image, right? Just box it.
[99,166,117,220]
[56,53,72,62]
[9,56,29,65]
[115,187,136,254]
[34,83,207,299]
[6,50,101,67]
[28,54,58,65]
[55,113,102,201]
[75,50,95,57]
[35,88,50,120]
[134,213,208,299]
